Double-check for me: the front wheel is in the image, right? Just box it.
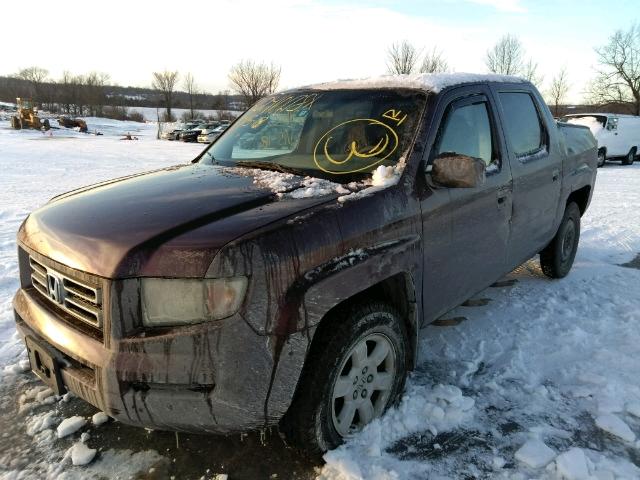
[540,202,581,278]
[282,302,409,456]
[597,149,606,168]
[622,147,636,165]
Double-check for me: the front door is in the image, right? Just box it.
[421,86,513,321]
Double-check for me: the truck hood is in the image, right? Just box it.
[19,163,332,279]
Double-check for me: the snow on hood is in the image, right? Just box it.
[337,157,407,203]
[300,73,526,94]
[225,159,407,202]
[567,116,604,136]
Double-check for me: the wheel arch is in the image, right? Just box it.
[305,270,419,372]
[567,185,591,216]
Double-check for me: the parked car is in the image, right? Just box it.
[181,122,217,143]
[13,74,597,456]
[172,122,199,141]
[563,113,640,167]
[197,124,227,144]
[161,128,183,141]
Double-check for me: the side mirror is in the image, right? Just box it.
[430,154,486,188]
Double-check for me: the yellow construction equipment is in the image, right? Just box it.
[10,98,50,130]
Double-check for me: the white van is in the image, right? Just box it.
[563,113,640,167]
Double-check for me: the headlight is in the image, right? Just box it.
[141,277,248,327]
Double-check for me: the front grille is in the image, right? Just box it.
[29,256,103,329]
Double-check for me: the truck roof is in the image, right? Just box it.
[298,72,527,94]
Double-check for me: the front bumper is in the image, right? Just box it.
[13,286,289,434]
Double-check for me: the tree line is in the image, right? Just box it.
[385,22,640,117]
[0,59,281,123]
[0,70,244,122]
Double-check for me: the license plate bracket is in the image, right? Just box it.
[25,336,65,395]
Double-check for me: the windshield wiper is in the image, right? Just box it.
[235,160,304,176]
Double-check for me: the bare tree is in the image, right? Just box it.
[16,66,49,104]
[588,23,640,115]
[387,41,420,75]
[419,47,449,73]
[183,72,198,120]
[228,60,280,108]
[58,71,74,114]
[152,70,180,121]
[547,68,570,117]
[84,71,110,117]
[522,59,544,86]
[485,34,524,75]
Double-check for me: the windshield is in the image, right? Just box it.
[199,89,426,181]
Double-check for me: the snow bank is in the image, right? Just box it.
[567,116,604,136]
[26,411,58,436]
[56,416,87,438]
[514,438,556,468]
[68,441,97,466]
[320,383,475,479]
[304,73,525,94]
[91,411,109,426]
[554,447,589,480]
[595,413,636,442]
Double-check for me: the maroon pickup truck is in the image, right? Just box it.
[13,74,597,455]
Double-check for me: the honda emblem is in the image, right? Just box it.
[46,273,64,305]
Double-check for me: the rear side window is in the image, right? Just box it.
[499,92,545,157]
[435,101,495,167]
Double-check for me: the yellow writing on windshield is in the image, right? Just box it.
[382,109,407,126]
[313,118,400,174]
[258,93,322,116]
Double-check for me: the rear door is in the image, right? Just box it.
[493,87,562,267]
[422,85,513,319]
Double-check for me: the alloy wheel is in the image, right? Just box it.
[330,333,396,437]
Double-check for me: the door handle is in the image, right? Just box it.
[552,169,560,182]
[497,187,510,206]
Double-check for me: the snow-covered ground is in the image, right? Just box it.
[0,119,639,479]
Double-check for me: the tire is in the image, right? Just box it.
[622,147,636,165]
[282,301,409,456]
[540,202,581,279]
[10,116,20,130]
[597,148,606,168]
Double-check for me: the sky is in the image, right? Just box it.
[2,0,638,103]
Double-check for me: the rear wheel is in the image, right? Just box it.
[540,202,581,279]
[282,302,408,456]
[622,147,636,165]
[597,148,606,168]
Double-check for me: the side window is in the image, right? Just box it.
[434,101,496,168]
[498,92,546,157]
[606,117,618,131]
